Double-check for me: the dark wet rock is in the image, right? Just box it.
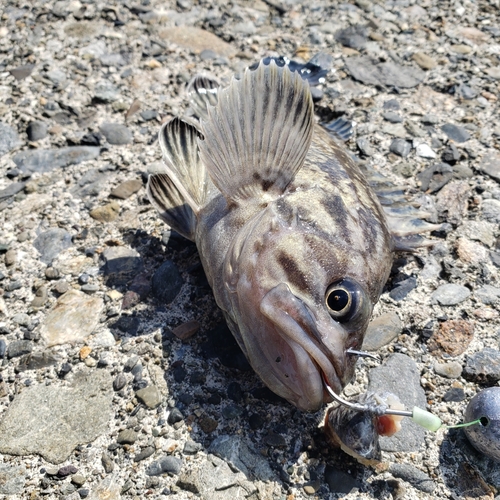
[0,122,21,156]
[416,162,454,193]
[33,228,73,264]
[99,123,133,145]
[7,340,33,359]
[172,320,200,340]
[208,435,275,481]
[13,147,100,175]
[335,25,368,50]
[463,348,500,385]
[134,446,155,462]
[117,429,138,445]
[146,456,182,476]
[431,284,471,306]
[26,121,47,142]
[443,388,466,402]
[80,132,102,146]
[345,56,425,88]
[389,276,417,301]
[264,431,286,448]
[0,370,112,464]
[363,312,402,350]
[17,351,59,371]
[441,123,470,143]
[368,354,426,452]
[151,260,183,304]
[57,465,78,477]
[389,463,436,493]
[324,466,362,494]
[110,179,142,199]
[9,64,35,80]
[0,182,26,202]
[389,139,411,158]
[477,151,500,183]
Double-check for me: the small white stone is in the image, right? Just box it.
[416,143,436,158]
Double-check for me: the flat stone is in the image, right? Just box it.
[0,181,26,202]
[0,122,21,157]
[456,238,489,264]
[482,199,500,224]
[335,25,368,50]
[146,455,182,476]
[116,429,138,444]
[345,56,425,88]
[415,143,436,158]
[208,435,275,481]
[13,147,100,175]
[389,276,417,301]
[389,138,411,157]
[7,340,33,359]
[363,312,402,351]
[99,123,133,145]
[33,228,73,264]
[389,463,436,493]
[110,179,142,199]
[463,348,500,385]
[435,180,470,225]
[9,64,35,80]
[135,384,162,409]
[0,464,26,495]
[368,354,426,452]
[475,285,500,305]
[134,446,155,462]
[89,202,120,222]
[443,388,466,402]
[412,52,437,70]
[324,466,362,494]
[431,284,471,306]
[172,320,200,340]
[17,351,59,371]
[434,361,463,379]
[151,260,183,304]
[39,290,104,347]
[71,169,109,198]
[441,123,470,143]
[478,151,500,183]
[158,27,236,58]
[428,319,474,357]
[0,369,112,464]
[417,163,454,193]
[484,67,500,80]
[93,81,120,103]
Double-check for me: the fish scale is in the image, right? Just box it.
[147,60,437,412]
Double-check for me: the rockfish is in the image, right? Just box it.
[147,61,437,411]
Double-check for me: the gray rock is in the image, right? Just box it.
[363,312,402,351]
[93,80,120,102]
[183,440,202,455]
[208,434,275,481]
[17,351,59,371]
[101,454,114,473]
[9,64,35,81]
[0,339,6,358]
[478,152,500,182]
[463,348,500,385]
[324,466,362,494]
[335,25,368,50]
[475,285,500,305]
[389,138,411,157]
[101,246,143,275]
[135,385,162,409]
[482,199,500,224]
[146,455,182,476]
[13,147,100,175]
[151,260,183,304]
[110,179,143,199]
[431,284,471,306]
[442,144,460,163]
[233,21,257,35]
[99,123,133,145]
[116,429,138,444]
[134,446,155,462]
[382,111,404,123]
[113,373,127,391]
[0,464,26,495]
[0,369,113,464]
[389,276,417,301]
[434,361,462,379]
[0,122,21,157]
[356,137,374,156]
[71,169,109,198]
[368,354,426,452]
[7,340,33,359]
[0,182,26,202]
[26,121,48,141]
[100,53,127,67]
[389,463,436,493]
[33,228,73,264]
[441,123,470,143]
[345,56,425,88]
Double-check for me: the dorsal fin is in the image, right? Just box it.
[187,74,220,121]
[158,117,207,213]
[197,60,314,206]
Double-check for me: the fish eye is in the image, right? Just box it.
[325,279,363,322]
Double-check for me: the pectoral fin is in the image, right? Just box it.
[198,60,314,205]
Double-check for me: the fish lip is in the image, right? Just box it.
[260,283,345,408]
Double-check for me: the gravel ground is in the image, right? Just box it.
[1,0,500,499]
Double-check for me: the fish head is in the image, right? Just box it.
[225,203,392,412]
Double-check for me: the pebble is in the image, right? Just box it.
[368,354,426,452]
[116,429,138,445]
[110,179,142,199]
[13,147,100,175]
[0,465,26,495]
[478,151,500,183]
[441,123,470,143]
[431,284,471,306]
[363,312,402,350]
[324,466,362,494]
[434,361,463,379]
[4,249,17,266]
[135,384,162,409]
[93,81,120,103]
[31,285,48,308]
[134,446,155,462]
[101,454,114,473]
[456,238,489,264]
[389,276,417,301]
[0,122,21,157]
[428,320,474,357]
[475,285,500,305]
[7,340,33,359]
[442,144,460,163]
[17,351,59,371]
[151,260,183,304]
[33,228,73,264]
[113,373,127,391]
[443,387,466,402]
[99,123,133,145]
[172,320,200,340]
[335,25,368,50]
[389,463,436,493]
[389,139,411,158]
[482,199,500,224]
[412,52,437,70]
[26,121,48,141]
[0,182,26,202]
[463,348,500,385]
[145,456,182,476]
[89,202,120,222]
[415,143,436,159]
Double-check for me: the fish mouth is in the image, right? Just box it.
[260,283,346,411]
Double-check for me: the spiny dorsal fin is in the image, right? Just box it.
[187,74,220,121]
[158,117,207,213]
[146,173,196,241]
[198,60,314,205]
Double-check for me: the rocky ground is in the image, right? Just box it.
[1,0,500,498]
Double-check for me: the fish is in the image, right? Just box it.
[147,60,440,412]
